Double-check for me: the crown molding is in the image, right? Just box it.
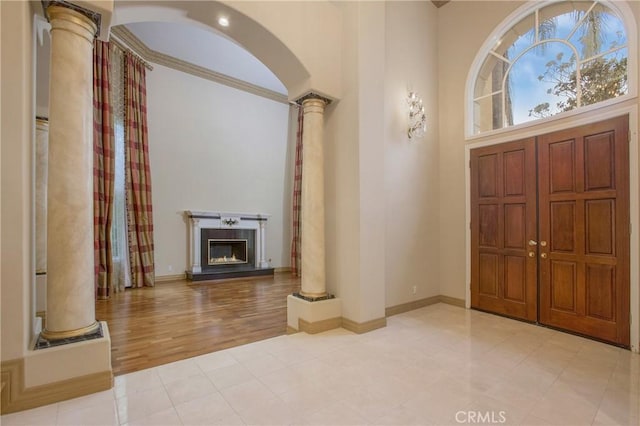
[111,26,288,105]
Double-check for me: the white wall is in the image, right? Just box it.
[384,1,440,307]
[145,65,292,276]
[324,1,440,321]
[1,0,36,361]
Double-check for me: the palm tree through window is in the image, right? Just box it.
[472,1,629,134]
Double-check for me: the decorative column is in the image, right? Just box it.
[286,93,340,334]
[299,96,328,298]
[191,218,201,273]
[259,220,268,268]
[40,5,99,340]
[35,118,49,275]
[35,118,49,316]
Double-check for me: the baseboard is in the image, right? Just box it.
[286,326,298,335]
[438,295,466,307]
[385,295,466,317]
[385,295,441,317]
[274,267,292,274]
[298,317,342,334]
[1,358,112,414]
[342,316,387,334]
[154,273,186,283]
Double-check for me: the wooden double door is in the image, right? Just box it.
[470,116,630,346]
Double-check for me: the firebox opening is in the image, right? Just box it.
[208,239,248,266]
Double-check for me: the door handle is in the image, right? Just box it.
[528,240,537,246]
[540,253,548,259]
[540,241,547,247]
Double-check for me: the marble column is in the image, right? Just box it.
[35,118,49,275]
[35,118,49,316]
[300,98,327,298]
[41,5,99,340]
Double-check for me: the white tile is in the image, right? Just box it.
[466,393,531,425]
[124,407,182,426]
[267,346,316,366]
[57,389,115,413]
[56,400,119,426]
[157,358,202,384]
[595,387,640,425]
[519,413,557,425]
[372,405,436,426]
[277,382,338,414]
[163,372,217,406]
[174,392,236,425]
[240,352,286,377]
[257,366,307,395]
[529,387,599,425]
[402,382,477,425]
[219,378,279,414]
[116,386,174,424]
[1,403,58,426]
[205,363,254,390]
[296,401,368,426]
[114,368,164,399]
[228,343,269,363]
[193,350,238,372]
[1,413,54,426]
[239,398,304,425]
[6,303,633,426]
[340,385,402,422]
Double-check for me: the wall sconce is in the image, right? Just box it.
[407,91,426,140]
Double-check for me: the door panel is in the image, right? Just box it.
[471,138,538,321]
[538,116,629,346]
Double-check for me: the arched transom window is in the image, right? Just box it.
[472,1,629,134]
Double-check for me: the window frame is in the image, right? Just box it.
[465,0,637,139]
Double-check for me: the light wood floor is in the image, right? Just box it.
[95,273,300,376]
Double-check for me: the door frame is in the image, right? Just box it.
[465,104,639,352]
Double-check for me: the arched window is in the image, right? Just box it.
[470,1,634,135]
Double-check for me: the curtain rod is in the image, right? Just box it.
[109,37,154,71]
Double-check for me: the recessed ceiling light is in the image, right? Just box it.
[218,17,229,27]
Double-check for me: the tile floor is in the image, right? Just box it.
[2,303,639,425]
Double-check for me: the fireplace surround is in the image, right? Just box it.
[185,211,273,281]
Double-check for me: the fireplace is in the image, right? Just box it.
[208,239,248,266]
[200,228,255,272]
[185,211,274,281]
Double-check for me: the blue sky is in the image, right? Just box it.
[495,8,627,126]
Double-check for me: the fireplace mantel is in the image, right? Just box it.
[185,211,271,279]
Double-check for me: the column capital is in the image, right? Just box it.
[294,91,333,106]
[46,3,98,42]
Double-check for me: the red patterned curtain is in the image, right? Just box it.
[290,106,304,276]
[124,52,155,288]
[93,40,115,299]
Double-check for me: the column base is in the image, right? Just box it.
[287,294,341,334]
[0,321,113,414]
[37,321,101,348]
[293,291,335,302]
